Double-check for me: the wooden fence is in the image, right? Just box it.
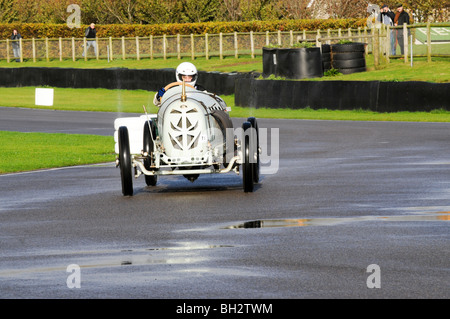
[1,22,448,64]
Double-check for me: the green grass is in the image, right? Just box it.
[0,131,115,174]
[313,56,450,83]
[0,86,160,113]
[2,86,450,122]
[0,55,262,73]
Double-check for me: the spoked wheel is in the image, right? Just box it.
[247,117,260,184]
[242,121,256,193]
[118,126,133,196]
[143,120,158,186]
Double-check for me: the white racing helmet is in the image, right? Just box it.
[175,62,198,86]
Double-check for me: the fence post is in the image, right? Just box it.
[150,35,153,59]
[32,38,36,62]
[205,33,209,60]
[373,28,379,67]
[289,30,293,46]
[83,37,87,61]
[72,37,75,61]
[403,23,408,63]
[234,31,238,58]
[303,30,306,40]
[59,37,63,61]
[277,30,281,45]
[19,38,23,62]
[109,37,113,61]
[386,25,391,63]
[96,37,99,60]
[177,34,181,59]
[426,21,431,62]
[265,31,269,45]
[219,32,223,60]
[316,29,320,46]
[6,39,10,63]
[163,34,167,60]
[327,29,331,44]
[121,36,125,60]
[136,36,140,60]
[45,37,48,62]
[191,34,195,60]
[364,27,368,55]
[250,31,254,58]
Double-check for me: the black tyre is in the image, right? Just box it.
[332,52,364,60]
[321,44,331,53]
[242,121,255,193]
[321,52,331,62]
[211,110,234,167]
[247,117,260,184]
[331,43,365,53]
[118,126,133,196]
[332,58,366,69]
[143,121,157,186]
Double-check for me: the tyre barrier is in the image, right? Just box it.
[0,67,258,96]
[262,47,323,79]
[321,44,331,72]
[234,78,450,112]
[330,43,366,75]
[262,47,278,77]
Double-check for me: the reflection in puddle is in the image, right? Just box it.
[226,212,450,229]
[0,243,233,277]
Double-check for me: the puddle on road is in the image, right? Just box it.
[0,244,233,277]
[225,212,450,229]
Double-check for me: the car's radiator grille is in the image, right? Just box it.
[167,105,201,151]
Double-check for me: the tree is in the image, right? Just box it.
[180,0,221,23]
[276,0,312,19]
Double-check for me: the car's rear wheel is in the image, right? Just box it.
[119,126,133,196]
[143,120,157,186]
[242,121,255,193]
[247,117,260,184]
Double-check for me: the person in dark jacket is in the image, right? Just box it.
[83,23,97,57]
[394,4,410,55]
[11,29,22,62]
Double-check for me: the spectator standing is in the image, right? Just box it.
[11,29,22,62]
[394,4,410,55]
[378,4,396,55]
[83,23,97,57]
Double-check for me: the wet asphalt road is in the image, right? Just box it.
[0,107,449,299]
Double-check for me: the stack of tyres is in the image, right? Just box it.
[331,43,366,74]
[262,47,278,77]
[321,44,331,72]
[276,47,323,79]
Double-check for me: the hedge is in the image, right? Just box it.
[0,18,367,39]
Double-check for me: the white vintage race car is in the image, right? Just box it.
[114,81,260,196]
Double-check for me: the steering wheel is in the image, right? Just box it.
[164,82,196,91]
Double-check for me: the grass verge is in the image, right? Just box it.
[0,131,115,174]
[1,86,450,122]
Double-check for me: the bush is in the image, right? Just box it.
[0,18,367,39]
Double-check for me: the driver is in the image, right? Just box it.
[153,62,206,106]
